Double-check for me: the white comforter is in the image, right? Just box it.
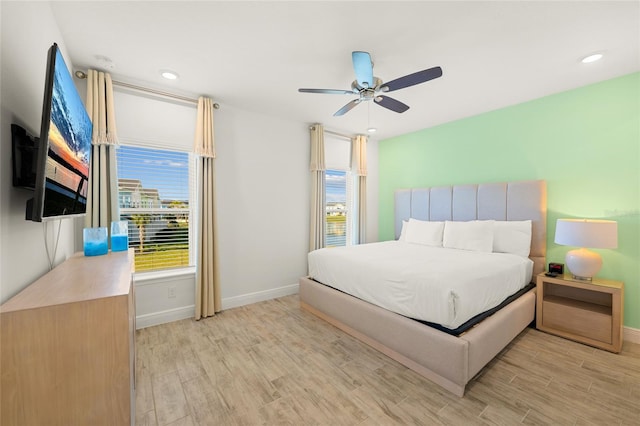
[308,241,533,329]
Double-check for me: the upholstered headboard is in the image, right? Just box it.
[395,180,547,278]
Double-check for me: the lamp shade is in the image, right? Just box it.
[554,219,617,249]
[554,219,618,280]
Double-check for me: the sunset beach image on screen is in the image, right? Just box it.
[44,48,92,204]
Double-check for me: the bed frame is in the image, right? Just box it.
[300,180,546,397]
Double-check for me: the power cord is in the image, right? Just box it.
[43,219,63,271]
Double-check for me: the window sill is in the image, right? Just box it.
[134,266,196,283]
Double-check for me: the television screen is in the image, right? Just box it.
[28,43,93,222]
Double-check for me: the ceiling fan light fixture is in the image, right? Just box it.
[581,53,603,64]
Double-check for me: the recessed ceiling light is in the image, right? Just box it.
[581,53,603,64]
[95,55,115,70]
[367,127,377,133]
[160,70,179,80]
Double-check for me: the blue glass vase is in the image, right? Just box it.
[83,227,108,256]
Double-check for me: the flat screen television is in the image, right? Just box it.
[27,43,93,222]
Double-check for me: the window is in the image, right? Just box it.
[116,145,195,272]
[325,169,357,247]
[323,133,359,248]
[325,170,347,247]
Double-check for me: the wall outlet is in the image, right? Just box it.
[168,286,176,298]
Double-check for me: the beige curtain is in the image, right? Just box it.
[352,134,367,244]
[85,70,119,229]
[194,96,221,320]
[309,124,326,252]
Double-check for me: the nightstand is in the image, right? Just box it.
[536,272,624,353]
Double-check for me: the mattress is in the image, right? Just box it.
[308,241,534,329]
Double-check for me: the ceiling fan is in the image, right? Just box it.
[299,51,442,116]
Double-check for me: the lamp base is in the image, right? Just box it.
[570,274,593,282]
[565,248,602,280]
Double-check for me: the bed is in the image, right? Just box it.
[299,180,546,396]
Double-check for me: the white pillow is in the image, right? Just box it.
[404,219,444,247]
[493,220,532,258]
[398,220,409,241]
[443,220,494,252]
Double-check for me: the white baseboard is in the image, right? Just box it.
[136,305,194,329]
[624,326,640,344]
[135,283,300,329]
[222,282,299,310]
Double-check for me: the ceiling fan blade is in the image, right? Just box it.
[352,51,374,89]
[334,99,361,116]
[374,95,410,113]
[298,88,354,95]
[380,66,443,92]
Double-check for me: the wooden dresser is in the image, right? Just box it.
[1,249,135,425]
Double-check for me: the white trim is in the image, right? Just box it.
[222,283,299,310]
[624,326,640,344]
[134,267,196,284]
[135,283,300,329]
[136,305,194,329]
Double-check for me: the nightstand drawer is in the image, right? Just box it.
[542,296,612,344]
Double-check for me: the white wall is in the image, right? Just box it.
[214,105,310,304]
[0,2,81,303]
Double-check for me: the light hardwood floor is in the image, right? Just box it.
[135,295,640,425]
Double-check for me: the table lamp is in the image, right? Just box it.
[554,219,617,280]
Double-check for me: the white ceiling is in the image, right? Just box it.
[50,1,639,141]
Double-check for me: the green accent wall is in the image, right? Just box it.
[378,72,640,328]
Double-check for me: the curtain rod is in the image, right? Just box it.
[309,126,352,140]
[74,70,220,109]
